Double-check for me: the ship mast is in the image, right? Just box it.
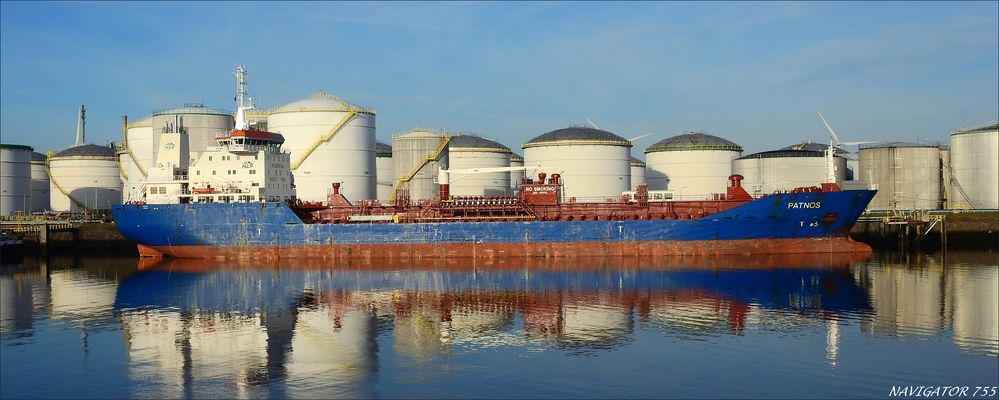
[234,65,253,130]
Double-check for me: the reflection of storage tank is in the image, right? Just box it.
[151,104,232,162]
[119,116,153,203]
[48,269,118,320]
[375,141,393,202]
[392,129,450,201]
[30,152,50,212]
[1,144,32,216]
[630,157,646,190]
[560,300,631,345]
[48,144,122,212]
[861,264,944,336]
[523,127,631,201]
[644,132,742,198]
[732,149,846,197]
[447,134,512,196]
[858,142,941,210]
[267,93,377,203]
[948,123,998,209]
[948,267,999,355]
[288,305,377,398]
[510,153,524,193]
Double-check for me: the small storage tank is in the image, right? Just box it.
[949,123,998,209]
[732,149,846,197]
[267,93,377,203]
[30,151,49,212]
[510,153,524,193]
[375,141,393,202]
[392,128,449,201]
[448,134,512,196]
[151,104,232,161]
[48,144,122,212]
[645,132,742,198]
[630,157,646,190]
[859,142,941,210]
[523,127,631,201]
[121,116,153,203]
[0,144,32,216]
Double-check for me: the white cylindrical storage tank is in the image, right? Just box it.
[645,132,742,199]
[30,151,49,212]
[375,141,393,202]
[523,127,631,201]
[783,142,855,180]
[0,144,32,216]
[121,116,153,203]
[733,149,846,197]
[151,104,232,162]
[949,123,998,209]
[48,144,122,212]
[510,153,524,193]
[392,129,449,202]
[858,142,941,210]
[448,134,512,196]
[630,157,646,190]
[267,93,377,203]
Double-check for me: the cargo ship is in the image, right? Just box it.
[112,66,877,259]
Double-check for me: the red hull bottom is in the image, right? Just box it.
[137,237,872,260]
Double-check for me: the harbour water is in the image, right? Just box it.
[1,251,997,399]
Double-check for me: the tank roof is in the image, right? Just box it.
[396,128,448,138]
[270,92,375,115]
[152,103,231,117]
[375,141,392,157]
[644,132,742,153]
[523,127,631,149]
[736,149,843,160]
[630,156,646,166]
[859,141,941,150]
[53,143,116,158]
[0,143,33,151]
[952,123,998,136]
[450,134,512,153]
[126,115,153,128]
[782,141,851,154]
[31,151,46,161]
[510,153,523,162]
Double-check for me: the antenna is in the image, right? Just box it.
[585,117,600,130]
[234,65,252,130]
[75,105,86,145]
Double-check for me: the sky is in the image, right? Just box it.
[1,1,997,158]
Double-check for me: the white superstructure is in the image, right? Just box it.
[447,134,512,196]
[267,93,377,203]
[523,127,631,201]
[948,123,998,209]
[151,104,234,164]
[644,132,742,199]
[0,144,32,216]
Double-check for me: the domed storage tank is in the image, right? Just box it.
[732,149,846,197]
[783,141,855,180]
[949,123,998,209]
[859,142,942,210]
[523,127,631,201]
[375,141,393,202]
[448,134,512,196]
[151,104,232,161]
[392,129,449,202]
[630,157,646,190]
[120,116,153,203]
[48,144,122,212]
[645,132,742,198]
[0,144,32,216]
[267,93,377,203]
[30,151,49,212]
[510,153,524,193]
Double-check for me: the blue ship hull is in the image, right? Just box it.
[111,190,876,259]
